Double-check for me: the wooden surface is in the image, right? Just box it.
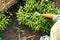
[0,0,18,12]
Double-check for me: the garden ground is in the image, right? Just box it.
[0,0,60,40]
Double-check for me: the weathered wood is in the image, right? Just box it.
[0,0,18,12]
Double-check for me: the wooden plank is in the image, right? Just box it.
[0,0,18,12]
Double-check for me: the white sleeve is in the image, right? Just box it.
[52,15,60,22]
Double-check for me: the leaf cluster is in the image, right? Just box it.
[0,13,10,30]
[17,0,59,32]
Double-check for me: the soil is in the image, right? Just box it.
[0,0,60,40]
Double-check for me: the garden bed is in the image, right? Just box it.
[0,0,60,40]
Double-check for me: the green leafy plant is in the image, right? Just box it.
[0,13,10,30]
[17,0,60,32]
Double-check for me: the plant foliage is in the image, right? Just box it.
[17,0,60,32]
[0,13,10,30]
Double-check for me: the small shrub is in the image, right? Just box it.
[17,0,60,32]
[0,13,10,30]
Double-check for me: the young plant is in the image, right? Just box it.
[17,0,59,32]
[0,13,10,30]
